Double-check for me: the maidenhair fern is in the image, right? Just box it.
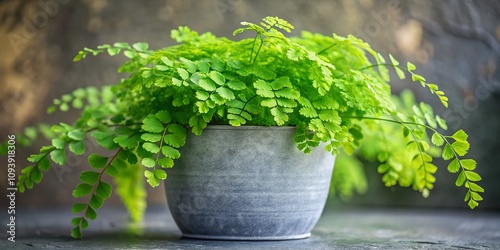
[3,16,483,239]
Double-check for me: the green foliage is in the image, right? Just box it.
[70,149,123,239]
[335,90,482,206]
[140,110,186,187]
[6,16,482,239]
[330,151,368,200]
[114,161,146,223]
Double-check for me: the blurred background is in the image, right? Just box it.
[0,0,499,210]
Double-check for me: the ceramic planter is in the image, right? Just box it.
[165,125,335,240]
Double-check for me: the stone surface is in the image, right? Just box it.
[166,126,335,240]
[2,205,499,249]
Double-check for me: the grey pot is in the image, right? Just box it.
[165,125,335,240]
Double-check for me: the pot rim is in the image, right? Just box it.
[204,125,296,130]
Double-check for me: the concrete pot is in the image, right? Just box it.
[165,125,335,240]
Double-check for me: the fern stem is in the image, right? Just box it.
[317,43,337,55]
[341,116,437,133]
[358,63,407,72]
[238,94,258,117]
[401,122,431,192]
[333,63,406,79]
[252,35,264,65]
[249,33,259,63]
[155,123,171,165]
[76,148,122,233]
[84,123,142,134]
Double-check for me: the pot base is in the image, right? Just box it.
[182,233,311,241]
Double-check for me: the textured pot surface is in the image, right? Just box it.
[165,125,335,240]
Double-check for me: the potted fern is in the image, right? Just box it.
[10,16,483,240]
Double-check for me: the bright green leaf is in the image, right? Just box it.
[91,130,117,150]
[50,149,67,165]
[465,171,481,181]
[80,218,89,229]
[38,157,50,171]
[270,77,291,90]
[407,62,416,71]
[71,226,83,239]
[461,159,477,171]
[256,88,275,98]
[253,79,272,91]
[89,195,104,210]
[198,78,217,91]
[68,129,86,141]
[142,142,160,154]
[299,107,318,118]
[471,192,483,201]
[158,157,174,168]
[318,110,338,122]
[431,133,444,146]
[216,87,235,100]
[424,113,437,128]
[469,183,484,192]
[154,169,167,180]
[436,116,448,130]
[210,93,226,104]
[144,170,160,187]
[111,158,127,170]
[455,171,466,186]
[161,146,181,159]
[88,154,108,169]
[261,99,277,107]
[447,159,460,173]
[210,71,225,86]
[271,107,288,125]
[155,110,172,124]
[141,133,162,142]
[142,114,164,133]
[452,141,470,156]
[72,203,87,213]
[141,157,156,168]
[161,56,173,67]
[113,135,138,149]
[468,199,478,209]
[277,98,297,108]
[196,101,210,113]
[452,130,468,142]
[275,88,299,99]
[27,153,43,164]
[85,207,97,220]
[72,183,93,197]
[69,141,86,155]
[31,168,42,183]
[79,171,100,185]
[196,61,210,73]
[96,181,112,199]
[105,165,119,177]
[227,79,246,90]
[52,138,66,149]
[442,144,454,160]
[163,134,185,148]
[196,91,210,100]
[132,42,149,51]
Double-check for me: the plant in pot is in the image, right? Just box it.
[7,16,483,240]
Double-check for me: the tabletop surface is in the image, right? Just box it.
[2,205,500,249]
